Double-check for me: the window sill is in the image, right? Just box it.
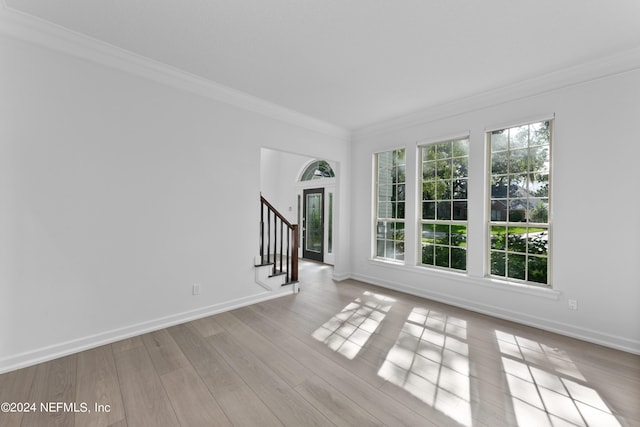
[370,257,406,267]
[473,277,560,300]
[367,258,561,300]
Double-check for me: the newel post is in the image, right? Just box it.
[291,224,299,282]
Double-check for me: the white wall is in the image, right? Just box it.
[260,148,312,224]
[350,69,640,353]
[0,35,349,371]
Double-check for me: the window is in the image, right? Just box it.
[419,138,469,271]
[301,160,335,181]
[375,149,405,261]
[488,120,551,285]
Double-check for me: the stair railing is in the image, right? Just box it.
[259,195,298,284]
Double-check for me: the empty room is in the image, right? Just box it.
[1,1,639,426]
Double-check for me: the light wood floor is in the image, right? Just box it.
[1,261,639,427]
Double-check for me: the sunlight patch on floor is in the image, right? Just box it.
[312,291,394,360]
[377,307,471,427]
[496,331,621,427]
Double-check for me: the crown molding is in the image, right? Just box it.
[0,5,351,142]
[353,46,640,140]
[4,2,639,144]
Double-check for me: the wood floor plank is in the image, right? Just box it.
[214,311,313,387]
[208,331,334,426]
[22,355,76,427]
[111,336,144,354]
[75,344,126,427]
[190,315,225,337]
[168,323,284,427]
[166,324,244,388]
[0,365,36,427]
[378,378,478,427]
[113,345,179,427]
[245,295,390,389]
[236,305,437,427]
[294,374,385,427]
[159,366,232,427]
[291,287,410,367]
[141,329,191,376]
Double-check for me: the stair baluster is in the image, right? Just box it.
[258,195,298,286]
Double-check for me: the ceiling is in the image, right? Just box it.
[5,0,640,131]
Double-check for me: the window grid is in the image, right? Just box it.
[375,149,406,261]
[301,160,335,181]
[488,120,551,286]
[420,138,469,272]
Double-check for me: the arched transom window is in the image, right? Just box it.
[301,160,335,181]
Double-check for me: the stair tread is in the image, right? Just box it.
[269,270,287,277]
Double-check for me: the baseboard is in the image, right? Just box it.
[0,289,293,374]
[332,272,351,281]
[350,272,640,355]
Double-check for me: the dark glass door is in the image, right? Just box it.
[303,188,324,262]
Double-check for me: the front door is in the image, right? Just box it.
[303,188,324,262]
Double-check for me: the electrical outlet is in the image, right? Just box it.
[568,299,578,310]
[192,284,201,296]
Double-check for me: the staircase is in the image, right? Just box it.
[255,195,299,292]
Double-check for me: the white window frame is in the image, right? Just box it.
[486,118,553,287]
[374,148,406,263]
[418,137,470,272]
